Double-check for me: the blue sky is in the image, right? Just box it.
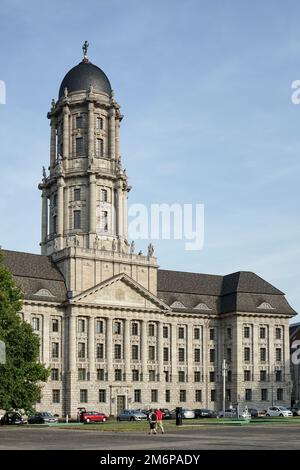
[0,0,300,321]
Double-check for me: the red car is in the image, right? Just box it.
[80,411,108,424]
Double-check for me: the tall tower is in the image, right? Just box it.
[39,43,157,296]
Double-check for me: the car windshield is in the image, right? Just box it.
[278,407,288,411]
[41,412,52,417]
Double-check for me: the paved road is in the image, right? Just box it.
[0,425,300,450]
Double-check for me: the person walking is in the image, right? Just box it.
[148,410,157,435]
[155,408,164,434]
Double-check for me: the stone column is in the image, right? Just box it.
[141,320,148,382]
[171,323,177,383]
[63,105,70,164]
[115,118,120,160]
[57,177,65,238]
[109,108,116,159]
[50,118,57,167]
[106,318,113,382]
[124,319,131,381]
[88,316,95,376]
[123,191,128,240]
[157,321,164,382]
[69,313,76,372]
[117,183,123,238]
[89,174,97,233]
[88,101,94,160]
[41,189,48,245]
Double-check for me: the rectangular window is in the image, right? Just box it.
[261,389,268,401]
[114,344,122,360]
[151,389,158,402]
[148,346,155,361]
[78,319,85,334]
[100,188,108,202]
[209,328,215,341]
[101,211,108,231]
[260,370,267,382]
[163,347,169,362]
[277,388,283,401]
[194,371,201,382]
[244,370,251,381]
[244,326,250,338]
[276,348,282,362]
[78,368,86,381]
[275,328,282,340]
[78,342,86,359]
[260,348,266,362]
[178,327,185,339]
[131,322,138,336]
[245,389,252,401]
[275,370,282,382]
[164,371,170,382]
[226,389,231,402]
[244,347,250,362]
[114,321,121,334]
[52,319,59,333]
[179,348,185,362]
[97,368,105,381]
[165,389,170,403]
[195,390,202,402]
[194,328,200,340]
[96,343,104,359]
[80,389,88,403]
[96,138,103,158]
[210,390,216,402]
[115,369,122,381]
[148,323,155,336]
[74,188,81,201]
[132,345,139,360]
[76,137,84,156]
[163,326,169,338]
[209,371,215,382]
[194,348,201,363]
[209,348,215,363]
[96,320,103,334]
[134,389,141,403]
[149,370,156,381]
[226,348,232,363]
[227,370,232,383]
[99,389,106,403]
[76,116,84,128]
[260,327,266,339]
[132,370,139,381]
[32,317,40,331]
[227,327,232,340]
[52,390,60,404]
[52,342,59,359]
[51,368,59,381]
[74,210,81,229]
[178,371,185,382]
[96,116,103,130]
[179,390,186,402]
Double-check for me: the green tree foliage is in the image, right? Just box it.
[0,251,50,412]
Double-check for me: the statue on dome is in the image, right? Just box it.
[82,40,89,60]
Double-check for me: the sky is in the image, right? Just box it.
[0,0,300,321]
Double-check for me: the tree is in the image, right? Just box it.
[0,250,50,412]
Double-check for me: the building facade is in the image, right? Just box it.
[2,45,296,418]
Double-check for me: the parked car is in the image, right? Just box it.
[80,411,108,424]
[194,408,217,418]
[0,411,27,425]
[248,408,266,418]
[218,408,251,419]
[117,409,148,421]
[266,406,293,417]
[135,408,172,419]
[28,412,58,424]
[170,408,195,419]
[290,406,300,416]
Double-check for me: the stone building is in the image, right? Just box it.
[2,45,296,418]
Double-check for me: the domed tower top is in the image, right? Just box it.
[58,40,112,98]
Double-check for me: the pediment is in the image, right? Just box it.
[71,273,170,310]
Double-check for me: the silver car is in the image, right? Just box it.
[117,409,148,421]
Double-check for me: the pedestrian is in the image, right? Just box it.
[155,408,164,434]
[148,410,157,435]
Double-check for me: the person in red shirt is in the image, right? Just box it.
[155,409,164,434]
